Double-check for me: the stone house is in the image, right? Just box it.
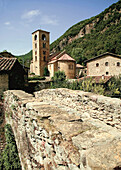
[48,51,76,79]
[86,52,121,76]
[0,58,28,94]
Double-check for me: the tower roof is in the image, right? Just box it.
[32,29,50,34]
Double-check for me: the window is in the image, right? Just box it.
[69,65,73,70]
[106,72,109,75]
[35,51,37,55]
[43,56,46,61]
[42,34,46,41]
[43,51,46,55]
[35,43,37,48]
[105,62,109,66]
[35,56,37,61]
[34,34,37,41]
[117,62,120,67]
[43,43,46,48]
[96,63,99,67]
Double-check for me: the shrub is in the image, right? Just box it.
[29,72,35,75]
[28,76,45,81]
[51,71,67,88]
[105,75,121,98]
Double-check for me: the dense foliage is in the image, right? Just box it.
[0,124,21,170]
[51,71,121,98]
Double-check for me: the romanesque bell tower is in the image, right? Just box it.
[31,29,50,76]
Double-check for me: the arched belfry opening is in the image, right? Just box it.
[34,34,37,41]
[42,34,46,41]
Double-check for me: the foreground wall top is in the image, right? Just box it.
[4,88,121,170]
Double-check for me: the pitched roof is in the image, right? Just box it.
[0,58,17,71]
[48,51,75,64]
[85,52,121,63]
[49,52,61,61]
[76,64,84,68]
[58,53,75,61]
[48,60,57,64]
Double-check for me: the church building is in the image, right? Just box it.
[30,29,76,79]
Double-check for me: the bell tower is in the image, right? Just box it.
[31,29,50,76]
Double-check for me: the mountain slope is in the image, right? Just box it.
[50,0,121,65]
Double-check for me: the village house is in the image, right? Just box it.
[48,51,76,79]
[0,58,28,94]
[86,52,121,76]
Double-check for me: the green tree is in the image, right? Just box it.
[71,48,86,65]
[43,67,50,76]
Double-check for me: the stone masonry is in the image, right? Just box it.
[4,89,121,170]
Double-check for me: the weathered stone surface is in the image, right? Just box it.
[4,89,121,170]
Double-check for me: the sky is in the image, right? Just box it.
[0,0,119,55]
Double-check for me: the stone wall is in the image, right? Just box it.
[4,89,121,170]
[0,73,8,94]
[35,88,121,130]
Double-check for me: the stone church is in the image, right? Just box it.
[30,29,76,79]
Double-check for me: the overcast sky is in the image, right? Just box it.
[0,0,119,55]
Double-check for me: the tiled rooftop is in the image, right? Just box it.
[58,53,75,61]
[0,58,17,71]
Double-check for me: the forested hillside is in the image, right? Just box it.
[50,0,121,65]
[17,0,121,66]
[16,50,32,67]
